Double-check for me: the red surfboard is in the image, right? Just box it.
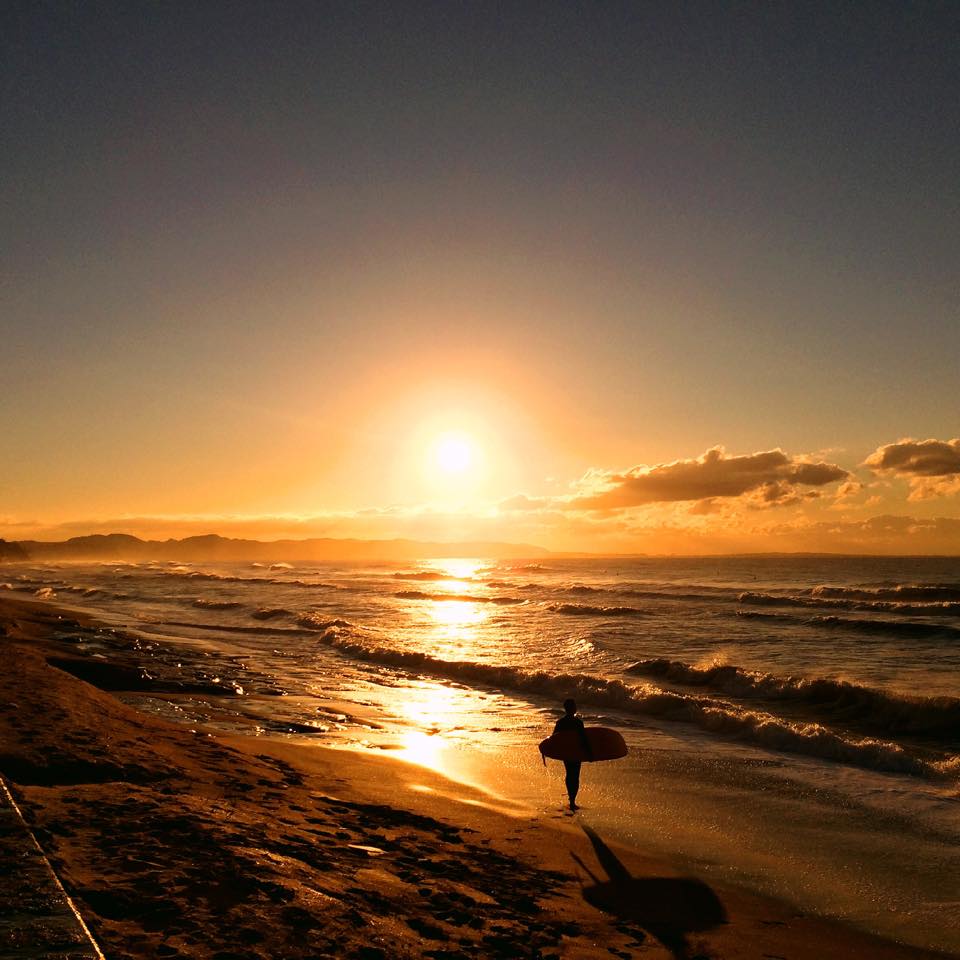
[539,726,628,763]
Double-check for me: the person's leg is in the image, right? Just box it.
[563,761,581,809]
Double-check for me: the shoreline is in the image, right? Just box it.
[1,594,953,959]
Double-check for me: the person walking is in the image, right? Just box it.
[553,698,592,810]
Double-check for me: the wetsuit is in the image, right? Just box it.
[553,713,592,806]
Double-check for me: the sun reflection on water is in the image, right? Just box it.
[418,557,485,594]
[427,598,489,659]
[385,560,500,777]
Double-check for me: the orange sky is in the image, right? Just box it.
[4,358,959,555]
[3,5,959,555]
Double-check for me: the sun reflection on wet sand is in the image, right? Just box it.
[383,682,502,788]
[396,730,446,770]
[407,782,531,816]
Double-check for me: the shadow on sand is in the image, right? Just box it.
[573,825,726,959]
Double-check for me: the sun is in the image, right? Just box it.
[434,433,473,474]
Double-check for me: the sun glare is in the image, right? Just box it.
[434,433,473,474]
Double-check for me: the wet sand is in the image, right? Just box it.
[0,594,952,960]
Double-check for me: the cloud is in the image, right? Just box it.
[569,446,848,511]
[764,514,960,554]
[864,438,960,499]
[865,438,960,476]
[498,493,549,512]
[836,479,864,499]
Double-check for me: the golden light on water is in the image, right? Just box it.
[427,600,488,658]
[378,558,493,773]
[419,560,490,656]
[420,557,484,584]
[433,601,484,627]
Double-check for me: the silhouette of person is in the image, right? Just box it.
[553,698,592,810]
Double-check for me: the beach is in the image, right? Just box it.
[6,4,958,955]
[1,593,953,960]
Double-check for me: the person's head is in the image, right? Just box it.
[563,698,576,715]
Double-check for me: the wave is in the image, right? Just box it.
[392,571,465,582]
[624,658,960,737]
[737,609,960,640]
[251,607,293,620]
[307,626,958,780]
[394,591,525,605]
[295,613,356,631]
[149,619,310,637]
[562,583,736,602]
[546,603,648,617]
[738,591,960,616]
[809,584,960,603]
[270,562,294,570]
[192,599,244,610]
[155,569,341,590]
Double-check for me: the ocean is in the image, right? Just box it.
[5,555,960,952]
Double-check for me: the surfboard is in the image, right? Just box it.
[538,726,628,763]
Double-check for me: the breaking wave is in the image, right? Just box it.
[394,591,525,605]
[737,609,960,639]
[809,584,960,603]
[562,583,736,603]
[308,626,958,780]
[156,569,342,590]
[295,613,356,631]
[392,571,466,582]
[738,591,960,616]
[624,658,960,737]
[251,607,293,620]
[192,599,244,610]
[546,603,648,617]
[152,619,310,636]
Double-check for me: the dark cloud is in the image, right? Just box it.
[570,446,847,511]
[865,438,960,500]
[865,438,960,477]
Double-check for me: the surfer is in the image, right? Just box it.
[554,698,592,810]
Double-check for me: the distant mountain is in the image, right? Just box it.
[0,539,28,561]
[10,533,550,563]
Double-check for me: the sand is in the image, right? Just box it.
[0,594,952,960]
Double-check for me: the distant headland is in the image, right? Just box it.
[0,533,550,563]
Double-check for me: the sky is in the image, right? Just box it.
[2,1,958,554]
